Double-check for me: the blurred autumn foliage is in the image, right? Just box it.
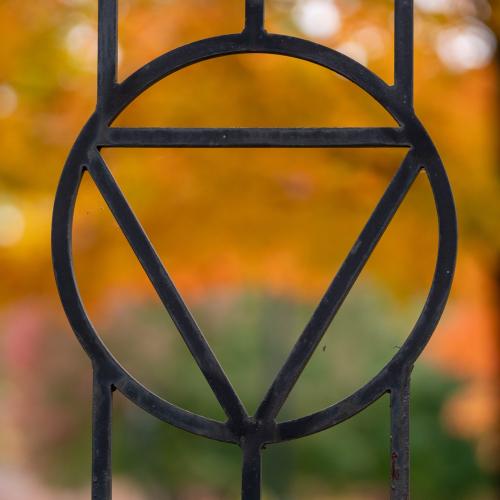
[0,0,499,498]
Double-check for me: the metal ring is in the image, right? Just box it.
[52,34,457,443]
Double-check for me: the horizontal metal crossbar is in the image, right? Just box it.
[100,127,409,148]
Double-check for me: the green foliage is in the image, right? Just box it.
[44,286,491,498]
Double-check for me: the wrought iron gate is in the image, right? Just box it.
[52,1,457,498]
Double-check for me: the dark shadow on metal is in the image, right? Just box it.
[52,1,457,499]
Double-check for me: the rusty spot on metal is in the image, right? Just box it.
[391,451,400,480]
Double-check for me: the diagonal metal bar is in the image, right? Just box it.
[100,127,409,148]
[86,151,248,426]
[255,150,421,421]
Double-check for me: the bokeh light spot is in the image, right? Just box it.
[293,0,342,39]
[0,204,25,247]
[436,22,497,72]
[0,84,18,119]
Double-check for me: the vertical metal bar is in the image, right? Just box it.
[244,0,265,35]
[241,439,262,500]
[92,371,113,500]
[394,0,414,107]
[98,0,118,108]
[390,370,411,500]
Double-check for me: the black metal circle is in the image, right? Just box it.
[52,33,457,444]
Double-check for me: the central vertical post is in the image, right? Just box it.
[241,437,263,500]
[244,0,265,36]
